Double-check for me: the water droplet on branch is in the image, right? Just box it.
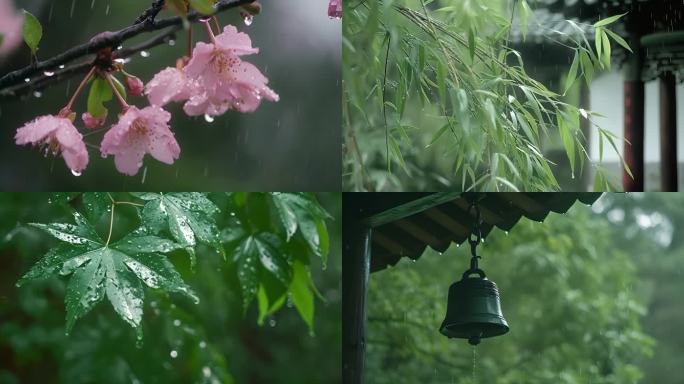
[43,71,55,77]
[204,114,214,123]
[140,51,150,58]
[71,169,82,177]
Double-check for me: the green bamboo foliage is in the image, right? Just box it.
[343,0,631,191]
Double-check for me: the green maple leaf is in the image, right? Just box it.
[134,192,222,266]
[17,211,197,335]
[270,193,331,265]
[224,231,292,312]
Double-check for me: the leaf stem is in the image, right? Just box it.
[212,15,221,34]
[105,203,115,246]
[187,26,193,58]
[116,201,145,207]
[63,66,97,112]
[203,19,217,43]
[105,73,129,109]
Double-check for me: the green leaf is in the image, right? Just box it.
[564,50,579,94]
[579,49,594,86]
[270,193,331,265]
[253,233,291,286]
[557,115,576,177]
[87,77,113,119]
[22,10,42,55]
[0,34,5,48]
[602,30,612,70]
[28,211,102,247]
[110,75,127,101]
[518,0,531,40]
[140,193,222,265]
[603,28,633,53]
[468,28,476,61]
[291,260,314,332]
[593,13,626,28]
[82,192,111,224]
[20,214,196,334]
[257,285,286,325]
[595,28,603,65]
[190,0,215,15]
[236,236,259,312]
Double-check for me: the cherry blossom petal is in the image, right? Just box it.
[328,0,342,19]
[15,114,89,172]
[82,112,106,129]
[214,25,259,56]
[101,106,179,176]
[126,76,144,96]
[145,67,195,106]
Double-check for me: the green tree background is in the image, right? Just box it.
[0,192,341,384]
[366,193,683,383]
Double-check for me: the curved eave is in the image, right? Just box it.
[370,193,603,273]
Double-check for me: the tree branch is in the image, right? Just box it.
[0,29,178,100]
[0,0,254,93]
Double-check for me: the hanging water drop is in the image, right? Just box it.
[204,114,214,123]
[71,169,82,177]
[24,78,30,83]
[59,64,65,69]
[243,14,254,26]
[43,71,55,77]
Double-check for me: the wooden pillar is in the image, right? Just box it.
[623,34,645,191]
[659,72,678,191]
[342,198,371,384]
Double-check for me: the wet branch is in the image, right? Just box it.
[0,0,254,95]
[0,29,178,99]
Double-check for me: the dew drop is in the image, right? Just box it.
[168,39,176,46]
[170,350,178,358]
[140,51,150,58]
[173,319,181,327]
[199,341,207,349]
[202,367,211,378]
[71,169,82,177]
[43,71,55,77]
[268,319,276,327]
[204,114,214,123]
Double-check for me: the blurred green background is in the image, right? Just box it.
[0,1,341,190]
[365,193,684,384]
[0,192,341,384]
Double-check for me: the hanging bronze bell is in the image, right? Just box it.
[439,268,509,345]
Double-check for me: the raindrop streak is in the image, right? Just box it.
[91,0,96,8]
[71,169,82,177]
[140,51,150,58]
[105,5,110,15]
[472,346,477,383]
[204,114,214,123]
[141,166,148,184]
[70,0,76,18]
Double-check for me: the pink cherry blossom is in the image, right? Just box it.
[125,76,144,96]
[328,0,342,19]
[82,112,106,129]
[15,114,89,172]
[183,25,278,116]
[145,67,197,107]
[100,105,180,176]
[0,0,23,60]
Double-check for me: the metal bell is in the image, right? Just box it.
[439,268,509,345]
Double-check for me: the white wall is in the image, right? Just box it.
[589,70,684,163]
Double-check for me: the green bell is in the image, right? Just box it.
[439,268,509,345]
